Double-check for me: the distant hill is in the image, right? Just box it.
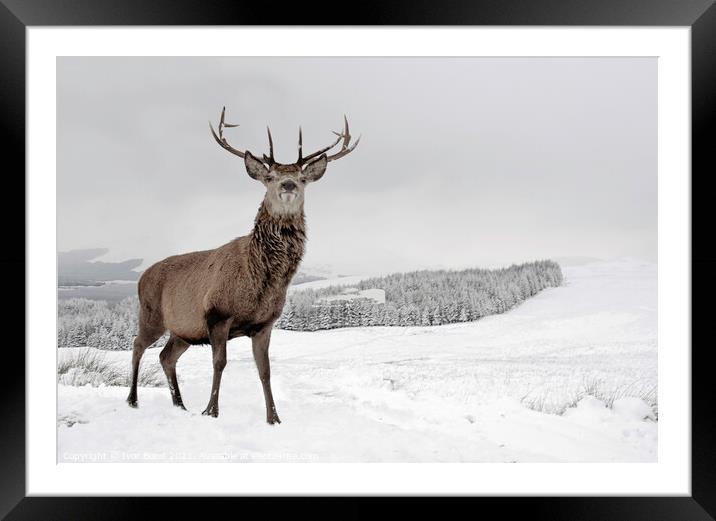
[291,271,326,285]
[58,248,142,286]
[57,249,327,300]
[553,256,603,267]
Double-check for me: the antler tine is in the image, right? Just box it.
[263,126,275,165]
[297,126,304,164]
[209,107,246,159]
[342,114,350,144]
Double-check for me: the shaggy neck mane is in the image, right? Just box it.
[248,200,306,287]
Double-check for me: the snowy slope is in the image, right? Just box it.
[320,287,386,304]
[288,274,370,292]
[57,259,657,462]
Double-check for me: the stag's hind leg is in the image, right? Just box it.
[159,335,191,409]
[127,297,164,408]
[126,329,162,408]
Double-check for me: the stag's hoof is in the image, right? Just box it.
[172,401,187,411]
[267,414,281,425]
[126,396,138,408]
[202,407,219,418]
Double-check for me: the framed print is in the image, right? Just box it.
[5,0,716,518]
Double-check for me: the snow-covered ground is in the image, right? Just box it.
[57,259,657,462]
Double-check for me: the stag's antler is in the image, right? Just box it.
[211,108,360,167]
[209,107,245,158]
[299,115,361,166]
[209,107,277,166]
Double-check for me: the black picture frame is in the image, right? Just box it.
[3,0,715,519]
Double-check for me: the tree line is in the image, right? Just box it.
[275,260,562,331]
[58,297,168,351]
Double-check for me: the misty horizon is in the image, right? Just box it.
[58,57,656,274]
[57,246,646,283]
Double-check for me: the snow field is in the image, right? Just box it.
[58,259,657,462]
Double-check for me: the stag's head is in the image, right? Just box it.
[210,108,360,217]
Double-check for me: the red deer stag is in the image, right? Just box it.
[126,108,360,423]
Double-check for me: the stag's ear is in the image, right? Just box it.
[244,151,269,181]
[301,154,328,183]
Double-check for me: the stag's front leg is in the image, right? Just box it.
[202,316,231,418]
[252,326,281,425]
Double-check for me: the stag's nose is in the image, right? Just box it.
[281,180,297,192]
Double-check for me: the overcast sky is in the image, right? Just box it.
[57,57,656,275]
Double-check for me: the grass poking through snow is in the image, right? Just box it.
[58,348,165,388]
[521,375,657,418]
